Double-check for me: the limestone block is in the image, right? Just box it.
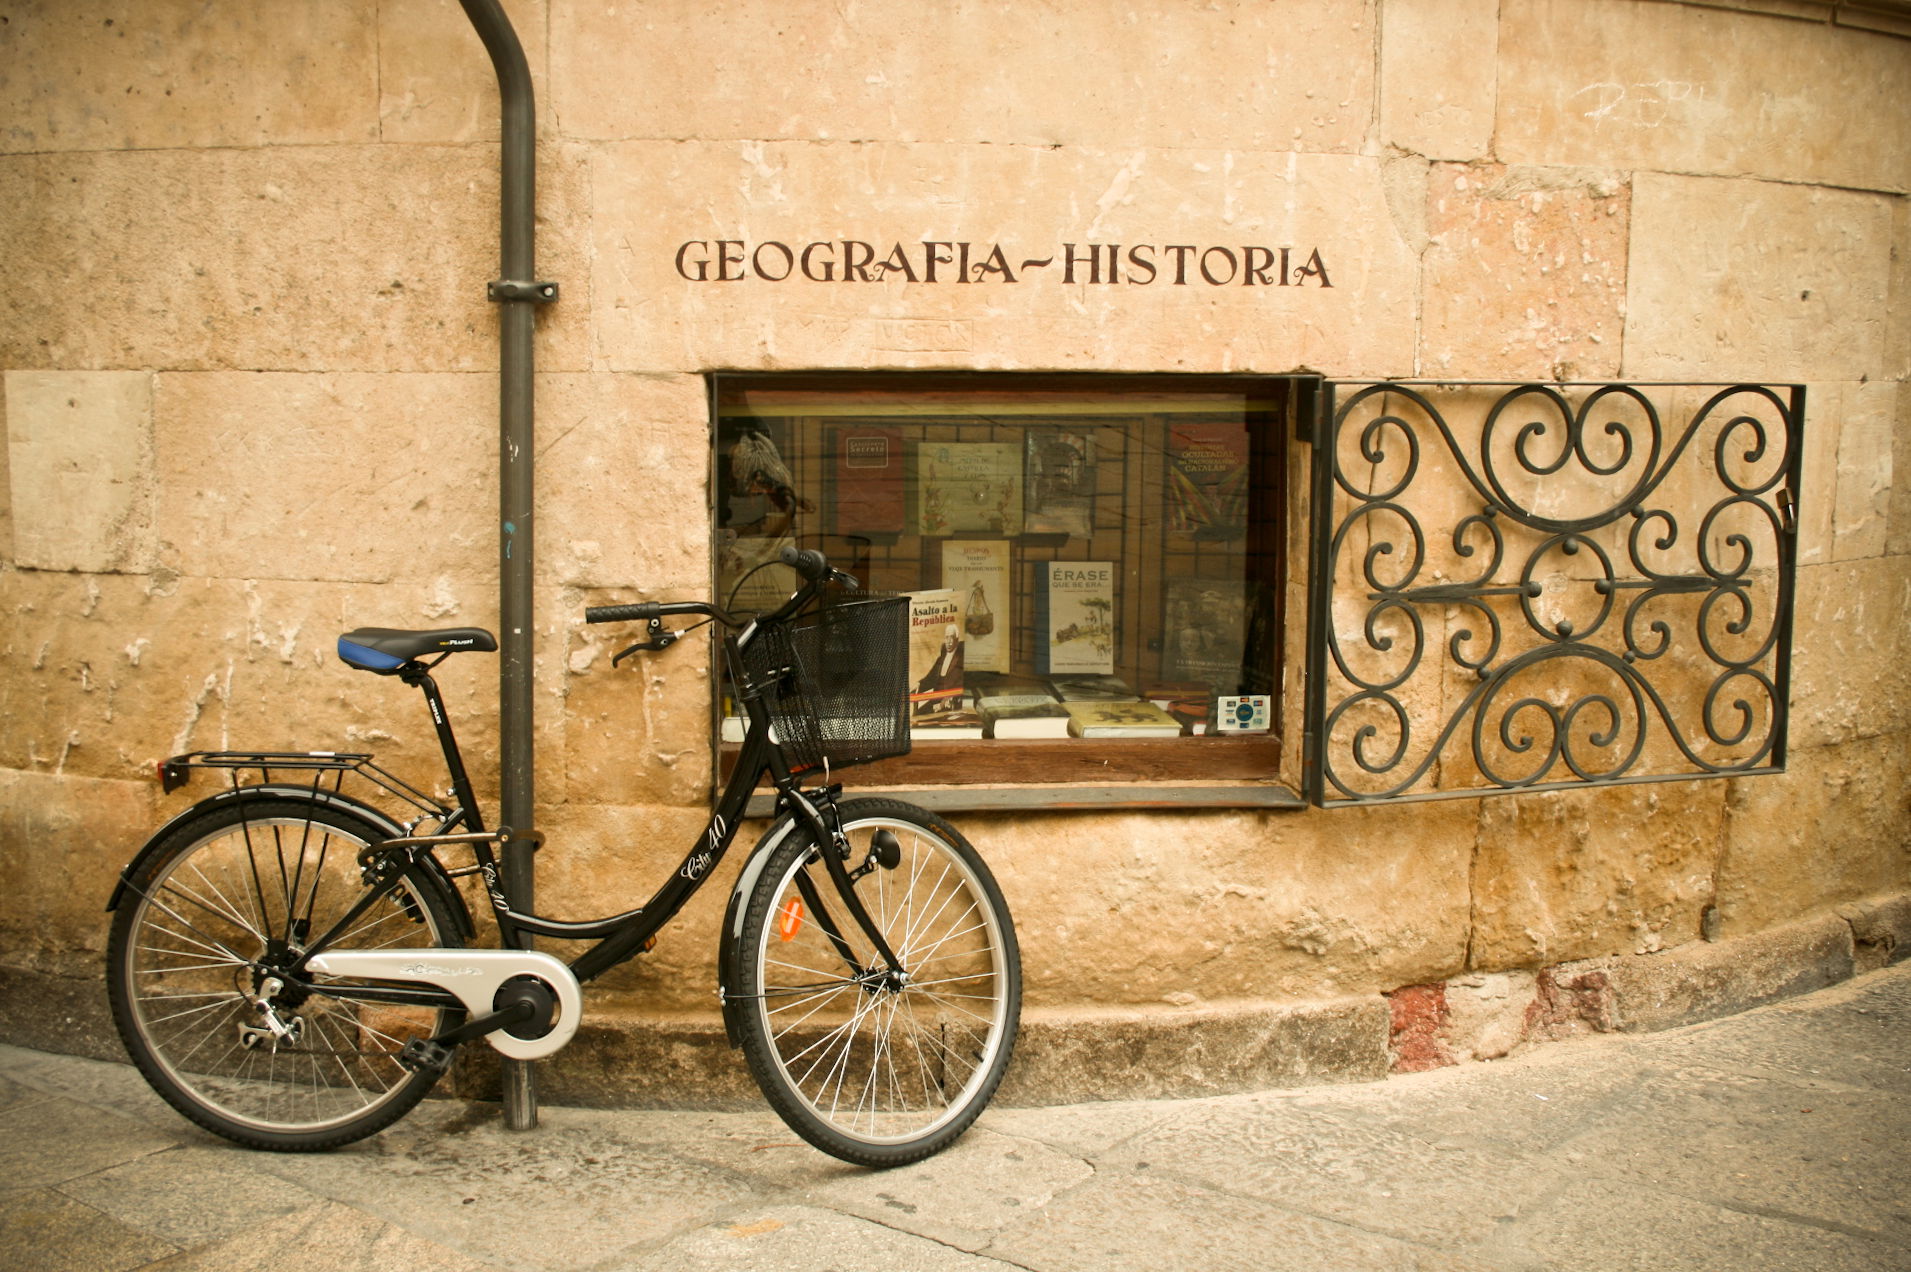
[1553,910,1854,1032]
[0,768,155,977]
[1837,893,1911,972]
[536,374,711,591]
[523,801,722,1013]
[1443,969,1540,1060]
[0,1,378,154]
[1470,780,1726,970]
[1623,173,1895,383]
[1496,0,1911,194]
[555,0,1375,152]
[1793,382,1843,568]
[1891,380,1911,560]
[1379,0,1500,161]
[1000,996,1391,1104]
[591,143,1420,377]
[155,373,492,585]
[0,571,573,805]
[0,145,590,373]
[557,623,715,810]
[378,0,549,144]
[970,800,1474,1008]
[0,392,11,560]
[1889,194,1911,383]
[154,371,700,589]
[1419,164,1629,380]
[1832,379,1896,562]
[1717,734,1911,937]
[1787,556,1911,749]
[5,371,155,573]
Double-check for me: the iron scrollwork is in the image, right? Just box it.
[1306,381,1803,805]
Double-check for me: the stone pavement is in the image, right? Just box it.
[1,964,1906,1272]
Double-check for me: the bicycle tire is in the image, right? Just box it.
[731,798,1020,1167]
[106,798,464,1150]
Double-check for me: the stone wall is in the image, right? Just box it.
[2,0,1906,1092]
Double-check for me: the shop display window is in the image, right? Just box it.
[711,373,1297,789]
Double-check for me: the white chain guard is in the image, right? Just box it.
[304,948,582,1061]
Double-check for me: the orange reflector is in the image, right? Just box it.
[777,898,805,942]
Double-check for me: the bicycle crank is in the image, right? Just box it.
[303,948,583,1060]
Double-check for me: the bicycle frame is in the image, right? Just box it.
[282,616,902,1019]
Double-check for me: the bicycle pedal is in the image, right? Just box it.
[398,1037,455,1074]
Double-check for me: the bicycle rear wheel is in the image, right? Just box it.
[732,798,1020,1167]
[106,798,463,1150]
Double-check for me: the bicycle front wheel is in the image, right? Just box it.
[732,798,1020,1167]
[106,798,463,1150]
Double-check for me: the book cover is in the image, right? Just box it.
[970,673,1059,711]
[1047,673,1134,701]
[982,700,1071,739]
[915,442,1025,536]
[1145,680,1212,735]
[1037,561,1116,675]
[1165,420,1250,541]
[1064,700,1183,738]
[830,427,905,535]
[939,539,1011,673]
[911,694,987,739]
[1024,428,1096,538]
[904,589,966,721]
[1162,577,1249,692]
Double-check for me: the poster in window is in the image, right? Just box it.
[914,442,1025,536]
[1036,561,1115,675]
[830,426,905,535]
[1023,429,1096,538]
[1163,577,1248,692]
[1165,421,1249,541]
[939,539,1010,672]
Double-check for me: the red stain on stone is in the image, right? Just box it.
[1525,966,1619,1040]
[1387,982,1455,1073]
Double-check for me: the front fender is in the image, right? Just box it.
[105,784,477,945]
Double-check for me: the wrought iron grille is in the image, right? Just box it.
[1304,381,1804,806]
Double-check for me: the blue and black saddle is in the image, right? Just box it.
[337,627,499,673]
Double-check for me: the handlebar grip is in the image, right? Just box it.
[585,602,662,624]
[778,545,830,581]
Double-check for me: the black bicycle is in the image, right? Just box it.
[104,548,1021,1167]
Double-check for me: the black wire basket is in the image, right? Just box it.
[740,593,912,774]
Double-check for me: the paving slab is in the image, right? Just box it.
[247,1100,775,1272]
[0,1094,178,1190]
[981,1164,1497,1272]
[622,1205,1011,1272]
[59,1145,323,1249]
[1473,1175,1910,1272]
[0,1188,179,1272]
[670,1123,1096,1253]
[136,1199,499,1272]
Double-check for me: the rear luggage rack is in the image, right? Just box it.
[158,750,451,822]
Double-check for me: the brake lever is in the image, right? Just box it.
[611,618,679,667]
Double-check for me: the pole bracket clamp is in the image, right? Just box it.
[487,279,560,303]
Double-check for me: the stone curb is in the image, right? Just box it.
[5,889,1906,1106]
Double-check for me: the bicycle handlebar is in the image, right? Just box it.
[583,547,857,632]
